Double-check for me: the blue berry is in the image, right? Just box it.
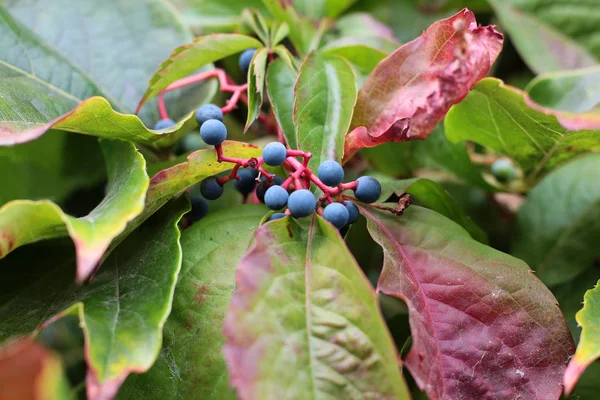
[196,104,223,126]
[234,168,259,195]
[239,49,256,76]
[345,201,359,225]
[288,189,317,218]
[200,178,224,200]
[256,175,285,202]
[491,158,517,183]
[318,160,344,186]
[267,213,286,222]
[323,202,350,229]
[262,142,287,166]
[200,119,227,145]
[354,176,381,203]
[154,118,176,130]
[187,196,208,224]
[264,185,289,210]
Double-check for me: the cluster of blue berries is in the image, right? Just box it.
[155,48,382,229]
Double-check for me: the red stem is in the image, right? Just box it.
[158,93,169,120]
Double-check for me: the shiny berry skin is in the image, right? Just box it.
[318,160,344,186]
[262,142,287,166]
[353,176,381,203]
[287,189,317,218]
[234,168,259,195]
[267,213,286,222]
[195,104,223,126]
[344,201,359,225]
[154,118,175,130]
[239,49,256,76]
[323,202,350,229]
[264,185,289,210]
[200,119,227,145]
[200,178,224,200]
[491,158,517,183]
[256,175,285,202]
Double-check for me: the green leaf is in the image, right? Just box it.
[245,48,269,131]
[320,38,389,74]
[242,8,270,45]
[0,96,202,147]
[525,66,600,131]
[564,280,600,395]
[0,339,72,400]
[267,59,298,149]
[0,132,105,206]
[224,215,411,399]
[121,141,262,244]
[292,0,358,19]
[489,1,598,74]
[172,0,267,32]
[119,205,267,400]
[137,34,262,112]
[378,177,488,243]
[527,66,600,113]
[500,0,600,61]
[512,153,600,286]
[262,0,317,55]
[0,197,188,399]
[445,78,600,182]
[360,204,574,399]
[0,0,214,139]
[294,53,357,169]
[0,139,148,283]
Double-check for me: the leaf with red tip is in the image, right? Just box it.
[137,34,262,112]
[0,139,148,283]
[344,9,503,159]
[445,78,600,180]
[525,66,600,131]
[0,339,71,400]
[224,215,410,399]
[360,204,574,400]
[0,197,189,400]
[563,280,600,395]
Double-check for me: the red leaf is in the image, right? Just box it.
[360,205,574,400]
[0,339,67,400]
[344,9,503,160]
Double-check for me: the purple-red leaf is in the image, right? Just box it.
[344,9,503,160]
[360,204,574,400]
